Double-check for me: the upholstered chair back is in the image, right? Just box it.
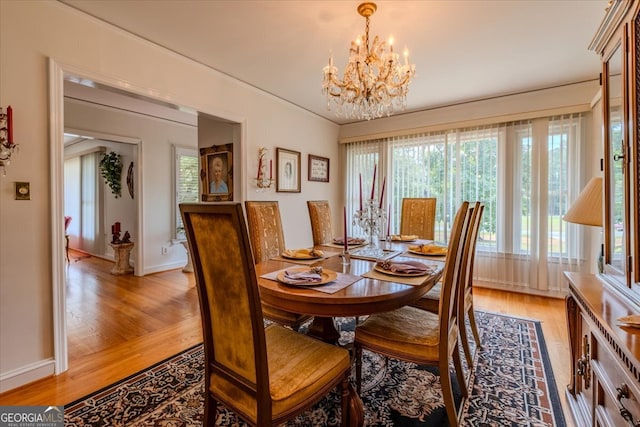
[180,202,270,423]
[181,202,353,426]
[307,200,333,245]
[245,201,286,263]
[400,198,437,240]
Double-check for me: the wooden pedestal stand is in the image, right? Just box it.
[179,240,194,273]
[109,242,134,275]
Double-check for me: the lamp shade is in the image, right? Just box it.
[563,177,603,226]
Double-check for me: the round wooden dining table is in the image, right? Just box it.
[256,244,445,342]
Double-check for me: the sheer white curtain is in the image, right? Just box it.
[344,113,588,294]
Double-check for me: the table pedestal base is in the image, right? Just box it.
[110,242,134,275]
[307,317,341,343]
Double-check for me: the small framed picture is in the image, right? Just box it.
[200,143,233,201]
[308,154,330,182]
[276,148,301,193]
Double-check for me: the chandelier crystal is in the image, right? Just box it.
[322,2,416,121]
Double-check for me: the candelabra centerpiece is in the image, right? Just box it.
[353,197,387,258]
[255,147,274,191]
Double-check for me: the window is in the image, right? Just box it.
[345,113,587,292]
[174,146,199,240]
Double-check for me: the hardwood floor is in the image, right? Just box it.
[0,251,573,425]
[0,251,202,406]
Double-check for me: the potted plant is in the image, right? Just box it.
[100,151,123,198]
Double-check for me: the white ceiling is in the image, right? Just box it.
[59,0,609,125]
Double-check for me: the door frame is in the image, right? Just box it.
[49,60,145,373]
[49,58,247,374]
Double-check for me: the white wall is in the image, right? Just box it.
[0,0,340,391]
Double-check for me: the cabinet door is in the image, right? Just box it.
[603,37,631,285]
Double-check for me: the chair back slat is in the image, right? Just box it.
[438,201,472,347]
[451,203,481,325]
[465,204,484,296]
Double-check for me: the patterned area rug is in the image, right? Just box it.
[64,311,565,426]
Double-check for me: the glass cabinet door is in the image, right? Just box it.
[604,42,630,283]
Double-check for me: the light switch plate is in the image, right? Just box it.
[15,182,30,200]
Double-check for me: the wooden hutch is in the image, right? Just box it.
[566,1,640,426]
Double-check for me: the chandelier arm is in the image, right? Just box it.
[326,70,363,96]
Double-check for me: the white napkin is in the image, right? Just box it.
[283,269,323,284]
[377,260,430,274]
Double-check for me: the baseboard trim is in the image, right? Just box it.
[474,280,567,299]
[0,359,55,393]
[142,261,187,275]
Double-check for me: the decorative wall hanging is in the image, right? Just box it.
[127,161,134,199]
[200,143,233,202]
[276,148,301,193]
[99,151,123,198]
[308,154,330,182]
[255,147,274,191]
[0,106,18,176]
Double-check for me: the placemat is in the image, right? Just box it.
[402,251,448,261]
[270,251,341,265]
[362,268,437,286]
[261,268,362,294]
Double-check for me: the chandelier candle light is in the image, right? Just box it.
[322,2,416,120]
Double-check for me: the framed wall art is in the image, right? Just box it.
[308,154,329,182]
[200,143,233,201]
[276,147,301,192]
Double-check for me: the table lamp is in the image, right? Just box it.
[562,177,603,272]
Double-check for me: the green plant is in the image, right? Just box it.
[100,151,123,198]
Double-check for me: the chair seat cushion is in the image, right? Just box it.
[266,325,350,401]
[411,282,441,312]
[355,306,442,362]
[262,303,311,327]
[209,324,350,422]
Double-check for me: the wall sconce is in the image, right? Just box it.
[0,106,18,176]
[255,147,274,191]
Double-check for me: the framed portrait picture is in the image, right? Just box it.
[276,148,301,193]
[308,154,330,182]
[200,143,233,202]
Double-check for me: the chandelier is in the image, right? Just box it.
[322,2,416,121]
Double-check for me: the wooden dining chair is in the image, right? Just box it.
[244,201,312,331]
[180,202,353,426]
[307,200,334,245]
[399,197,437,240]
[411,203,484,367]
[354,201,472,427]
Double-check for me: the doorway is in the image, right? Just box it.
[64,135,138,262]
[50,59,245,375]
